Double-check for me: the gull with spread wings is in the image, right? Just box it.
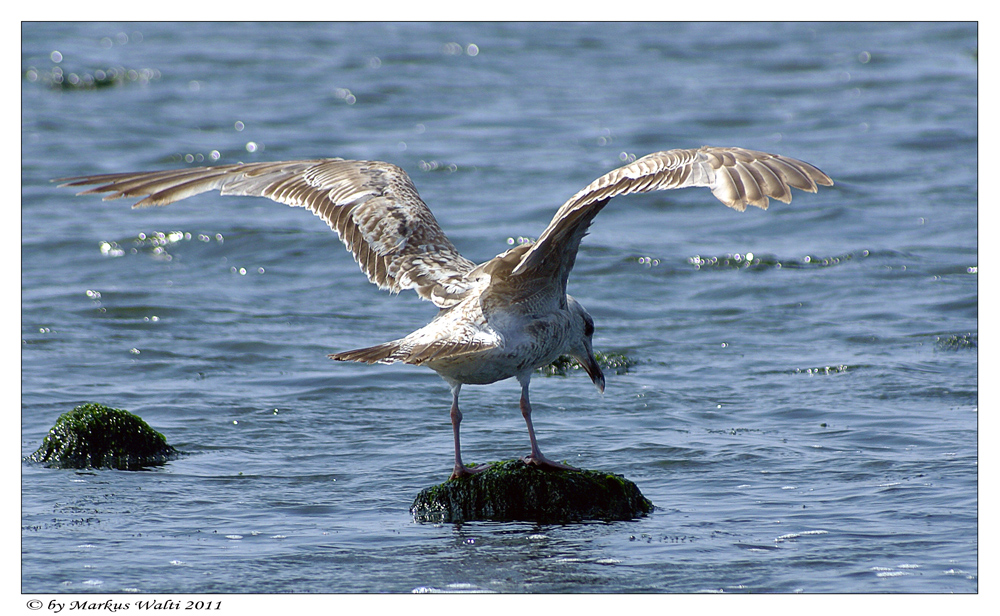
[57,146,832,479]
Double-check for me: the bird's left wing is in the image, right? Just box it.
[511,146,834,283]
[56,159,478,308]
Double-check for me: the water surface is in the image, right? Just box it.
[21,22,977,593]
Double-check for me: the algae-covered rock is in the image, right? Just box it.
[411,459,653,523]
[936,332,977,351]
[538,350,637,378]
[27,403,178,470]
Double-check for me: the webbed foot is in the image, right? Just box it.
[449,462,492,480]
[521,453,578,472]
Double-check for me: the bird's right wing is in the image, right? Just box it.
[57,159,478,308]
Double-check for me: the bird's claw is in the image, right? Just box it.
[449,462,492,480]
[521,453,579,472]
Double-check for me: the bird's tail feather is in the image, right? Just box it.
[330,336,495,366]
[329,340,407,364]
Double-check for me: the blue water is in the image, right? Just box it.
[21,22,977,593]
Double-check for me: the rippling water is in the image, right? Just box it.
[21,22,977,593]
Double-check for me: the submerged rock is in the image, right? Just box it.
[936,332,977,351]
[539,350,637,378]
[25,65,162,90]
[27,403,178,470]
[411,459,653,523]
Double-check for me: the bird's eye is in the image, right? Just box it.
[584,316,595,337]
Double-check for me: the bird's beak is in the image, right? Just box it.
[583,353,605,394]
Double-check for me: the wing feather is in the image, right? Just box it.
[56,159,477,307]
[511,146,833,281]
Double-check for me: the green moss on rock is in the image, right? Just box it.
[411,459,653,523]
[538,350,637,377]
[27,403,178,470]
[936,332,977,351]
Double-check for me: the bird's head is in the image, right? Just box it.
[567,296,605,394]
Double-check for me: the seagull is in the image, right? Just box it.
[57,146,832,480]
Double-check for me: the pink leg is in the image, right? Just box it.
[518,377,578,472]
[448,384,490,480]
